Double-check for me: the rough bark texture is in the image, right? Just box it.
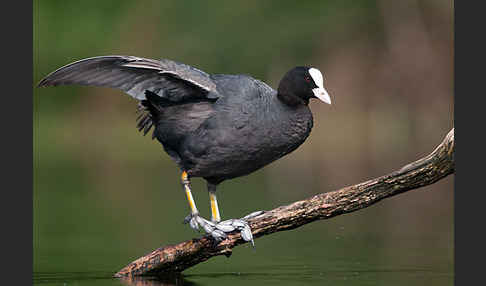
[115,128,454,278]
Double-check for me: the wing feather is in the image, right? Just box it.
[37,55,220,101]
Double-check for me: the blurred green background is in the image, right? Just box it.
[33,1,454,285]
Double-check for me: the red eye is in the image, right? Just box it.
[305,76,311,82]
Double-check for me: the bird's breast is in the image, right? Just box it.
[183,101,313,180]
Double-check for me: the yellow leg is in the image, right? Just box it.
[209,191,221,223]
[182,171,198,215]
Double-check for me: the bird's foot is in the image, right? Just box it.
[213,218,255,247]
[184,213,259,247]
[183,213,205,232]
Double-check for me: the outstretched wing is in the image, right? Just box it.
[37,55,221,101]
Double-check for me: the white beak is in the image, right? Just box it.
[309,67,332,105]
[312,87,332,105]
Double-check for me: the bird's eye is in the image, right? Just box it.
[305,76,311,82]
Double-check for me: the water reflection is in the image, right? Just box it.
[34,272,116,284]
[116,268,453,286]
[118,274,198,286]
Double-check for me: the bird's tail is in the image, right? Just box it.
[136,90,163,139]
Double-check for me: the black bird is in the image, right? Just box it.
[37,55,332,246]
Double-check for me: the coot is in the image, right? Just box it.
[38,55,332,246]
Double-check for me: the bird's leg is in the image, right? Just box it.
[204,183,256,247]
[181,171,203,231]
[208,185,221,223]
[181,171,217,234]
[182,171,198,216]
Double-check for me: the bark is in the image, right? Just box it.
[115,128,454,278]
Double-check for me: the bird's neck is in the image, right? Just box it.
[277,92,309,107]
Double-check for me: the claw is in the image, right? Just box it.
[242,210,264,221]
[241,226,254,247]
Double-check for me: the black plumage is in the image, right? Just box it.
[38,55,332,244]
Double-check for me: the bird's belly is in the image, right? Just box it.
[182,117,312,183]
[188,143,296,183]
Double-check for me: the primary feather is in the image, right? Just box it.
[37,55,221,101]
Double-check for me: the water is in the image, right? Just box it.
[34,111,453,286]
[34,266,453,286]
[33,166,453,285]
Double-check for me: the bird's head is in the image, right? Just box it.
[277,66,331,106]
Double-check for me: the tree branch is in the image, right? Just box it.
[114,128,454,278]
